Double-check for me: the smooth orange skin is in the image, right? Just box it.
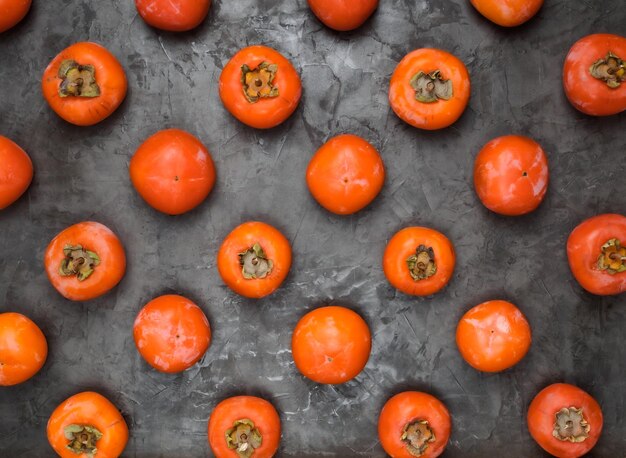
[378,391,451,458]
[47,392,129,458]
[130,129,216,215]
[0,312,47,386]
[217,221,292,299]
[208,396,281,458]
[292,306,371,384]
[306,134,385,215]
[469,0,543,27]
[456,300,531,372]
[44,222,126,301]
[135,0,211,32]
[474,135,549,216]
[383,227,455,296]
[389,49,470,130]
[307,0,378,31]
[0,136,33,210]
[0,0,31,32]
[133,294,211,373]
[563,34,626,116]
[42,42,127,126]
[219,45,302,129]
[567,214,626,296]
[527,383,603,458]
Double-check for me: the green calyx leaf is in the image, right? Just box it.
[589,52,626,89]
[241,61,279,103]
[64,424,103,457]
[410,69,453,103]
[58,59,101,98]
[225,418,263,458]
[239,243,273,279]
[401,419,436,457]
[553,407,590,443]
[59,244,101,281]
[597,238,626,274]
[406,245,437,281]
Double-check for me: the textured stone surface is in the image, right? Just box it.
[0,0,625,457]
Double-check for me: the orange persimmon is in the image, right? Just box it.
[42,42,127,126]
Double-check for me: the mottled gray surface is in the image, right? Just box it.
[0,0,625,457]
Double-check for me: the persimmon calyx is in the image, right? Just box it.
[59,244,100,281]
[401,419,436,457]
[553,407,590,443]
[58,60,101,98]
[410,70,453,103]
[406,245,437,281]
[241,62,279,103]
[590,52,626,89]
[239,243,273,279]
[597,238,626,274]
[64,424,103,457]
[225,418,263,458]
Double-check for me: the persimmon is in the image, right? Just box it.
[130,128,216,215]
[567,213,626,295]
[208,395,281,458]
[135,0,211,32]
[469,0,543,27]
[0,312,47,386]
[292,306,371,384]
[383,227,455,296]
[47,391,128,458]
[133,294,211,373]
[456,300,531,372]
[378,391,451,458]
[474,135,549,216]
[563,34,626,116]
[0,0,31,33]
[306,134,385,215]
[527,383,603,458]
[44,222,126,301]
[389,48,470,130]
[307,0,378,31]
[220,45,301,129]
[0,135,33,210]
[217,221,291,299]
[42,42,127,126]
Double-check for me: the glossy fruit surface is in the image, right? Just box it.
[0,135,33,210]
[208,395,280,458]
[528,383,603,458]
[130,128,216,215]
[474,135,549,216]
[307,0,378,31]
[134,294,211,373]
[217,221,292,298]
[563,34,626,116]
[567,213,626,295]
[292,306,371,384]
[389,48,470,130]
[378,391,451,458]
[0,0,31,33]
[47,391,129,458]
[0,312,47,386]
[469,0,543,27]
[306,134,385,215]
[456,300,531,372]
[44,222,126,301]
[383,227,455,296]
[135,0,211,31]
[42,42,127,126]
[219,45,301,129]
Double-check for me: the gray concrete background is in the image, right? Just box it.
[0,0,625,456]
